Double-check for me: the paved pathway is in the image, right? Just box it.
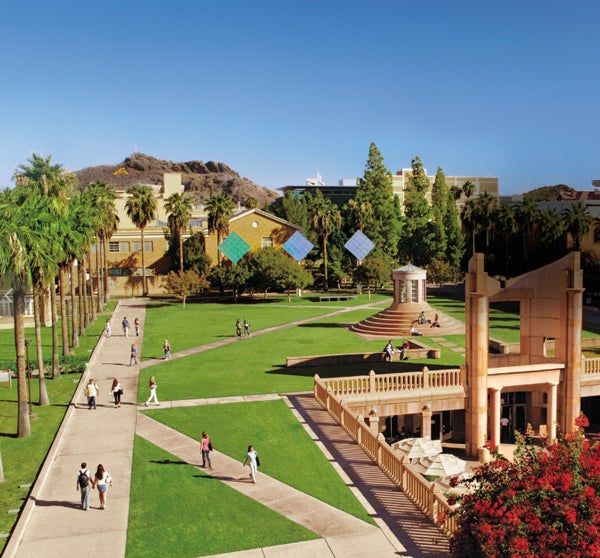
[5,297,451,558]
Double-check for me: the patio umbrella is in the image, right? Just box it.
[392,437,442,460]
[417,453,467,477]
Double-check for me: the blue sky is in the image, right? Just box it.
[1,1,599,195]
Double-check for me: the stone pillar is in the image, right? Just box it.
[465,254,489,459]
[548,382,558,442]
[421,404,432,439]
[490,388,501,448]
[564,255,584,433]
[368,409,379,434]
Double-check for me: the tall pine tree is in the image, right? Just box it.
[399,156,435,266]
[355,143,402,262]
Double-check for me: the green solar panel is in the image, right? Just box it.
[219,232,251,263]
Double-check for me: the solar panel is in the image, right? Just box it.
[282,231,314,262]
[345,230,375,261]
[218,232,251,263]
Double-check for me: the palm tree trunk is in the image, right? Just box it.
[95,236,103,312]
[70,260,79,348]
[81,258,90,329]
[59,266,70,355]
[179,229,184,272]
[323,235,329,291]
[13,283,31,438]
[50,278,60,379]
[78,262,85,335]
[87,252,97,322]
[141,227,147,296]
[103,237,110,302]
[33,288,49,405]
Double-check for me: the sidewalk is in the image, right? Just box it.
[4,299,146,558]
[5,297,451,558]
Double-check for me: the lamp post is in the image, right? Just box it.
[24,338,33,416]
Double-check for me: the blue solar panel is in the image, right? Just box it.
[219,232,251,263]
[345,230,375,261]
[282,231,314,262]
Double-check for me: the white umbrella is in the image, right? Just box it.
[392,437,442,460]
[417,453,467,477]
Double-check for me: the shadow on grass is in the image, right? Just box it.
[296,323,346,329]
[150,459,188,465]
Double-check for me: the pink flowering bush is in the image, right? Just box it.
[451,417,600,558]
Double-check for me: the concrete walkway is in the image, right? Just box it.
[5,297,451,558]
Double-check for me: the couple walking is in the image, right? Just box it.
[76,462,113,511]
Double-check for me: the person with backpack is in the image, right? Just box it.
[129,344,138,366]
[76,462,92,511]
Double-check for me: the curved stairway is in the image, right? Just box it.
[351,302,464,339]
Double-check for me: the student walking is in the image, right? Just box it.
[243,318,251,337]
[110,378,123,408]
[104,320,111,338]
[134,317,141,336]
[92,464,112,510]
[243,444,258,483]
[122,317,130,337]
[200,431,213,469]
[235,319,242,337]
[163,339,171,360]
[129,344,138,366]
[84,379,99,410]
[145,376,159,406]
[76,462,92,511]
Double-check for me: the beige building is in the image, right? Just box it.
[100,173,300,296]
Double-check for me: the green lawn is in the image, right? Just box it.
[127,436,320,558]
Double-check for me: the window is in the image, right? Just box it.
[109,241,130,253]
[109,268,132,277]
[132,241,153,252]
[261,237,273,248]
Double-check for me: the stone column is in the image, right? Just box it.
[548,382,558,442]
[368,409,380,434]
[465,254,489,459]
[421,404,432,439]
[564,252,583,433]
[490,388,501,448]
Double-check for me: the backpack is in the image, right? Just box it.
[78,470,89,488]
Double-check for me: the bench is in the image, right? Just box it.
[0,370,13,388]
[318,295,357,302]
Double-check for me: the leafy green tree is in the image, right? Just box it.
[307,190,342,290]
[563,201,593,251]
[275,254,314,302]
[183,233,212,275]
[355,143,402,260]
[162,269,209,308]
[353,256,391,298]
[269,190,310,232]
[125,185,157,296]
[425,258,462,287]
[400,156,435,266]
[209,263,250,301]
[430,167,448,261]
[205,194,235,266]
[345,198,374,232]
[164,192,193,271]
[443,176,465,269]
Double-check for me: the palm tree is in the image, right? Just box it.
[308,191,342,290]
[14,154,74,382]
[125,185,157,296]
[537,208,566,264]
[0,189,48,437]
[494,203,519,277]
[562,202,593,251]
[513,198,541,265]
[165,192,193,271]
[462,180,476,199]
[473,193,498,250]
[205,195,234,266]
[346,199,373,232]
[87,181,118,305]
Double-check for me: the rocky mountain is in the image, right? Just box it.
[74,152,279,207]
